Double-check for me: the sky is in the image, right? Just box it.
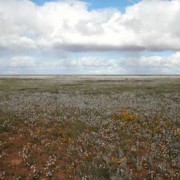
[0,0,180,74]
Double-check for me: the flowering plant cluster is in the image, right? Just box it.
[0,77,179,179]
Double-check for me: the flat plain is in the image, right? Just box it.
[0,75,179,179]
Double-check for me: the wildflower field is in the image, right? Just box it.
[0,75,179,179]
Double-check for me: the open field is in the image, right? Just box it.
[0,75,179,179]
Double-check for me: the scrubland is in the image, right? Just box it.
[0,75,179,179]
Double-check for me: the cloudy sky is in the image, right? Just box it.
[0,0,180,74]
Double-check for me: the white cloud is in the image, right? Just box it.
[0,0,180,74]
[0,0,180,54]
[1,52,179,74]
[9,56,36,68]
